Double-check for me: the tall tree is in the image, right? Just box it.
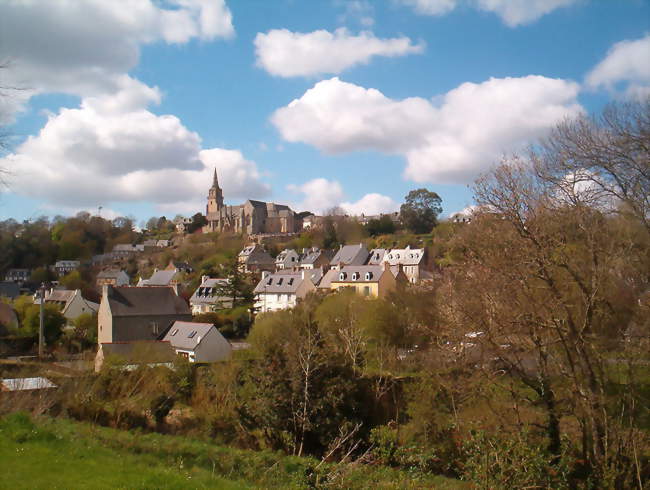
[400,189,443,234]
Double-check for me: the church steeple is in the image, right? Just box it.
[212,168,219,189]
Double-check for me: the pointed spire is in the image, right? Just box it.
[212,167,219,189]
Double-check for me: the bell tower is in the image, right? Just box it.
[206,168,224,219]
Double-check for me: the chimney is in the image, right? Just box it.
[201,275,208,284]
[301,270,306,280]
[262,271,269,280]
[172,284,179,295]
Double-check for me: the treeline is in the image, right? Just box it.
[0,213,138,271]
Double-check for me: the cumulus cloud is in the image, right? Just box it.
[0,0,234,120]
[272,76,582,184]
[399,0,578,26]
[586,34,650,100]
[287,178,398,215]
[254,28,424,77]
[0,81,270,211]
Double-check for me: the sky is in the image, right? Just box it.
[0,0,648,226]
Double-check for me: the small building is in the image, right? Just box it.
[162,321,232,363]
[189,277,233,314]
[4,268,30,283]
[97,285,192,344]
[112,244,145,258]
[330,244,369,270]
[137,269,182,290]
[254,270,317,313]
[275,249,300,270]
[166,261,193,274]
[299,248,333,270]
[35,288,99,321]
[174,216,193,233]
[95,341,176,372]
[54,260,81,276]
[238,244,275,273]
[96,269,130,288]
[326,263,403,298]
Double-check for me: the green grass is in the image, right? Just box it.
[0,413,467,489]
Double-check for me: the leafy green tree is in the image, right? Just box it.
[365,215,396,236]
[22,303,66,344]
[187,212,207,234]
[400,188,442,234]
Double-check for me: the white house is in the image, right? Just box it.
[54,260,80,276]
[253,270,316,313]
[383,246,427,284]
[162,321,232,363]
[189,277,232,314]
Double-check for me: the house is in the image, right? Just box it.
[299,248,333,270]
[95,341,176,372]
[330,244,370,270]
[35,288,99,321]
[189,277,232,314]
[112,244,145,258]
[174,216,193,233]
[97,285,192,344]
[326,263,403,298]
[254,270,317,313]
[383,246,427,284]
[275,249,301,270]
[238,244,275,273]
[96,269,130,288]
[162,321,232,363]
[4,268,30,282]
[54,260,80,276]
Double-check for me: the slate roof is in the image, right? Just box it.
[0,282,20,299]
[163,321,216,350]
[105,286,190,317]
[190,278,231,306]
[331,265,386,283]
[100,341,176,363]
[384,247,425,266]
[97,269,126,280]
[254,272,308,294]
[1,377,57,391]
[367,249,387,265]
[318,269,339,289]
[300,248,333,266]
[331,244,369,267]
[143,270,178,286]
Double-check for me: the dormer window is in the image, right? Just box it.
[267,277,272,285]
[352,272,360,280]
[288,278,294,285]
[188,331,197,339]
[339,272,346,280]
[365,272,373,280]
[170,329,179,336]
[277,278,283,285]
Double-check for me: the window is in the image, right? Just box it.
[365,272,373,280]
[267,277,272,285]
[188,331,197,339]
[170,328,179,336]
[288,278,294,286]
[277,278,283,285]
[339,272,346,280]
[363,286,371,296]
[150,322,159,334]
[352,272,359,280]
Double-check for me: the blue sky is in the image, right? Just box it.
[0,0,648,226]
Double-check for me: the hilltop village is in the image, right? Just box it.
[1,109,648,487]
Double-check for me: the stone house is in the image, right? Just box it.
[324,263,405,298]
[96,269,130,288]
[97,285,192,344]
[35,288,99,321]
[237,244,275,273]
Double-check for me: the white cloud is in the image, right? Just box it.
[272,76,582,184]
[0,0,234,121]
[341,193,399,216]
[287,178,397,216]
[399,0,457,16]
[1,81,270,210]
[586,34,650,100]
[399,0,578,26]
[254,28,424,77]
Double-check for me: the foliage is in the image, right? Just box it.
[22,303,65,344]
[400,188,443,234]
[365,215,397,236]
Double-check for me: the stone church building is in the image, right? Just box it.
[203,169,301,234]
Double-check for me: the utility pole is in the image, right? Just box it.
[38,282,45,359]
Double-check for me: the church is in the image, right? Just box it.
[203,169,301,235]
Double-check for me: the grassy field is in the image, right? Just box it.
[0,413,467,489]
